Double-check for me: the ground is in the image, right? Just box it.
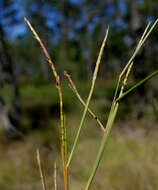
[0,80,158,190]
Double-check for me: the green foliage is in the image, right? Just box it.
[1,1,158,190]
[1,0,158,84]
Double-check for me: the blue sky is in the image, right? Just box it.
[1,0,150,40]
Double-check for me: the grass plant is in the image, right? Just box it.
[24,17,158,190]
[36,149,47,190]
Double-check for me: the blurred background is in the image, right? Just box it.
[0,0,158,189]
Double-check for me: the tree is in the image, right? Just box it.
[25,0,53,83]
[0,0,22,137]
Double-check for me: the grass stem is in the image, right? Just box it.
[66,27,109,168]
[54,161,57,190]
[84,20,157,190]
[24,17,69,190]
[36,149,47,190]
[116,69,158,102]
[64,70,105,132]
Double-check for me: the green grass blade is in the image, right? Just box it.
[139,18,158,47]
[85,60,133,190]
[116,69,158,102]
[64,115,68,164]
[84,20,158,190]
[85,102,119,190]
[120,19,157,78]
[66,27,109,168]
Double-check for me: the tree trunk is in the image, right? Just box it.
[0,23,22,137]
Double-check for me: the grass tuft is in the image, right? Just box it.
[24,17,158,190]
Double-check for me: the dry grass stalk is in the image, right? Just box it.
[64,70,105,131]
[24,17,69,190]
[54,161,57,190]
[25,15,158,190]
[36,149,47,190]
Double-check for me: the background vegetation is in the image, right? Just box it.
[0,0,158,189]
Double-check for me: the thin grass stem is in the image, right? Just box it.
[66,27,109,168]
[135,23,150,52]
[24,17,69,190]
[116,69,158,102]
[119,20,157,79]
[84,20,157,190]
[84,63,133,190]
[85,100,119,190]
[54,161,57,190]
[64,70,105,131]
[36,149,47,190]
[64,115,68,163]
[119,62,133,97]
[139,18,158,48]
